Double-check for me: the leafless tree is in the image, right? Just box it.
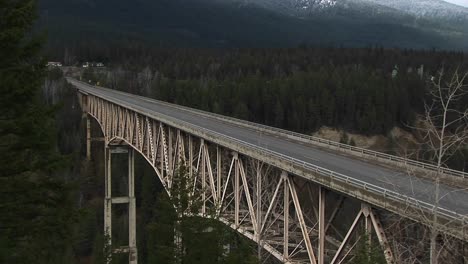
[413,69,468,264]
[138,66,154,96]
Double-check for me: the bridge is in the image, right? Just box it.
[69,77,468,264]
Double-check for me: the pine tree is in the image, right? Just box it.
[350,235,386,264]
[146,166,259,264]
[0,1,76,263]
[274,100,284,128]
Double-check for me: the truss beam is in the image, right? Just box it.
[83,94,402,264]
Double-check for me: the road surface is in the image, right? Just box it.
[69,78,468,217]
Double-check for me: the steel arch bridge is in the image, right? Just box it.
[71,78,468,264]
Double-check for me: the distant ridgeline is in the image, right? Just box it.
[38,0,468,51]
[75,47,467,137]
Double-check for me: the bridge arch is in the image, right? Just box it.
[80,92,399,264]
[84,108,292,261]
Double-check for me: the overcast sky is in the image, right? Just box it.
[444,0,468,7]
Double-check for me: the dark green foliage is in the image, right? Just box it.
[340,132,350,144]
[144,166,259,264]
[137,156,163,263]
[154,67,422,135]
[0,1,77,263]
[75,46,466,137]
[38,0,468,51]
[82,67,97,83]
[350,235,386,264]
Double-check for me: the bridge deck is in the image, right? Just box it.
[69,78,468,219]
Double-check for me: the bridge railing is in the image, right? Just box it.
[205,125,468,224]
[149,96,467,180]
[73,78,467,179]
[152,102,468,225]
[78,85,467,226]
[74,78,468,180]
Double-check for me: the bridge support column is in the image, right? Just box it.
[318,186,326,264]
[282,171,289,260]
[86,115,91,161]
[81,93,91,161]
[104,146,138,264]
[234,152,240,227]
[362,204,372,244]
[128,148,138,264]
[104,146,112,262]
[201,139,206,215]
[331,204,394,264]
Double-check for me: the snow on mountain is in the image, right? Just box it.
[239,0,468,20]
[349,0,468,20]
[294,0,337,9]
[236,0,337,14]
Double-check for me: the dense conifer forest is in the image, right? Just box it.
[74,45,467,136]
[0,1,78,263]
[72,45,467,172]
[2,1,468,263]
[65,44,468,260]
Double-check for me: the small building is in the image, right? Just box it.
[391,65,399,78]
[47,62,62,67]
[82,62,104,68]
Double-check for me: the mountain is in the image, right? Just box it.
[38,0,468,51]
[240,0,468,20]
[355,0,468,20]
[234,0,337,13]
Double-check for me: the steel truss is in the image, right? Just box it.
[82,94,398,264]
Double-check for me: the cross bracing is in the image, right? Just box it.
[71,78,468,263]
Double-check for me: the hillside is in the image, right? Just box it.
[38,0,468,50]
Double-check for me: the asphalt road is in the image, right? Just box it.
[69,78,468,217]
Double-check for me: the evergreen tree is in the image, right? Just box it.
[274,100,284,128]
[0,1,76,263]
[350,235,386,264]
[146,166,259,264]
[234,101,249,120]
[339,132,350,144]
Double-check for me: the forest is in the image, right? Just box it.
[37,0,468,50]
[73,45,466,134]
[77,45,468,171]
[2,0,468,263]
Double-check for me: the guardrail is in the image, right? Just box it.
[121,89,467,180]
[70,78,467,179]
[73,81,468,225]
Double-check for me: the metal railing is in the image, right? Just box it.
[132,91,468,179]
[71,78,467,179]
[74,82,468,225]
